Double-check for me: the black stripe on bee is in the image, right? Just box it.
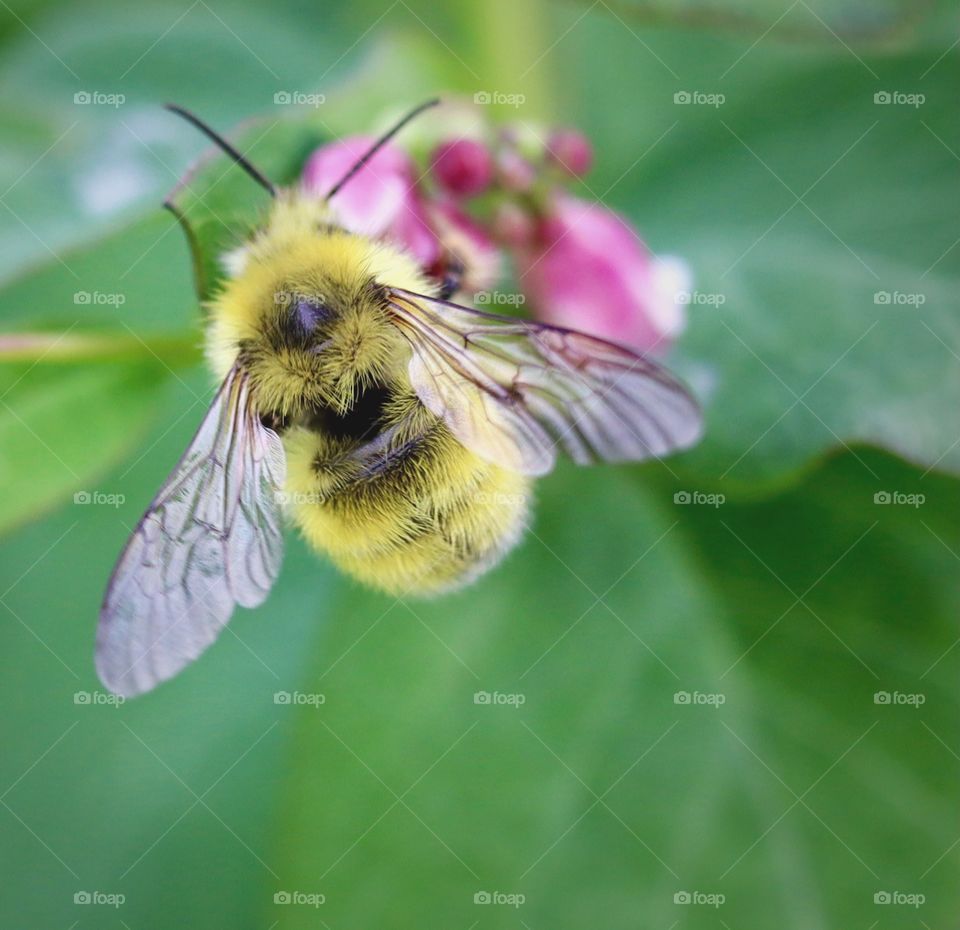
[307,383,392,442]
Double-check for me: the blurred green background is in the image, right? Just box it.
[0,0,958,927]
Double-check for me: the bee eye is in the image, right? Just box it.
[287,297,331,339]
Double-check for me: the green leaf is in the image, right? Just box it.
[0,361,170,534]
[584,0,943,43]
[268,451,959,928]
[571,37,960,489]
[0,387,340,926]
[0,211,205,532]
[1,4,957,930]
[0,1,348,276]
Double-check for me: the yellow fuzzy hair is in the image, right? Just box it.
[282,393,531,595]
[204,189,531,595]
[206,192,432,416]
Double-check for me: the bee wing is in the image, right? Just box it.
[387,288,703,476]
[95,366,286,697]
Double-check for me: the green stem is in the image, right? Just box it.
[466,0,558,119]
[0,331,203,367]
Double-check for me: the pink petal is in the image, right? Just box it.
[303,135,439,265]
[514,195,688,353]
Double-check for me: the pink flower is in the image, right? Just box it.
[513,195,690,353]
[302,135,440,266]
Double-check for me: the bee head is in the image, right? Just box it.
[206,220,417,421]
[272,288,336,351]
[227,275,403,420]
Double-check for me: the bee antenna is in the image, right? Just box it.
[325,98,441,201]
[165,103,277,197]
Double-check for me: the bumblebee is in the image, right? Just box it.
[96,101,702,696]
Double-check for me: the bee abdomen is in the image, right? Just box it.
[282,419,531,596]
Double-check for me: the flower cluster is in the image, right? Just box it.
[302,104,690,353]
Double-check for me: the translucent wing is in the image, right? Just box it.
[387,287,703,476]
[95,366,286,697]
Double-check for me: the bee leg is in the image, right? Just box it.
[438,254,466,300]
[259,410,290,434]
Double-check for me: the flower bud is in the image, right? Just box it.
[430,139,494,197]
[546,129,593,176]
